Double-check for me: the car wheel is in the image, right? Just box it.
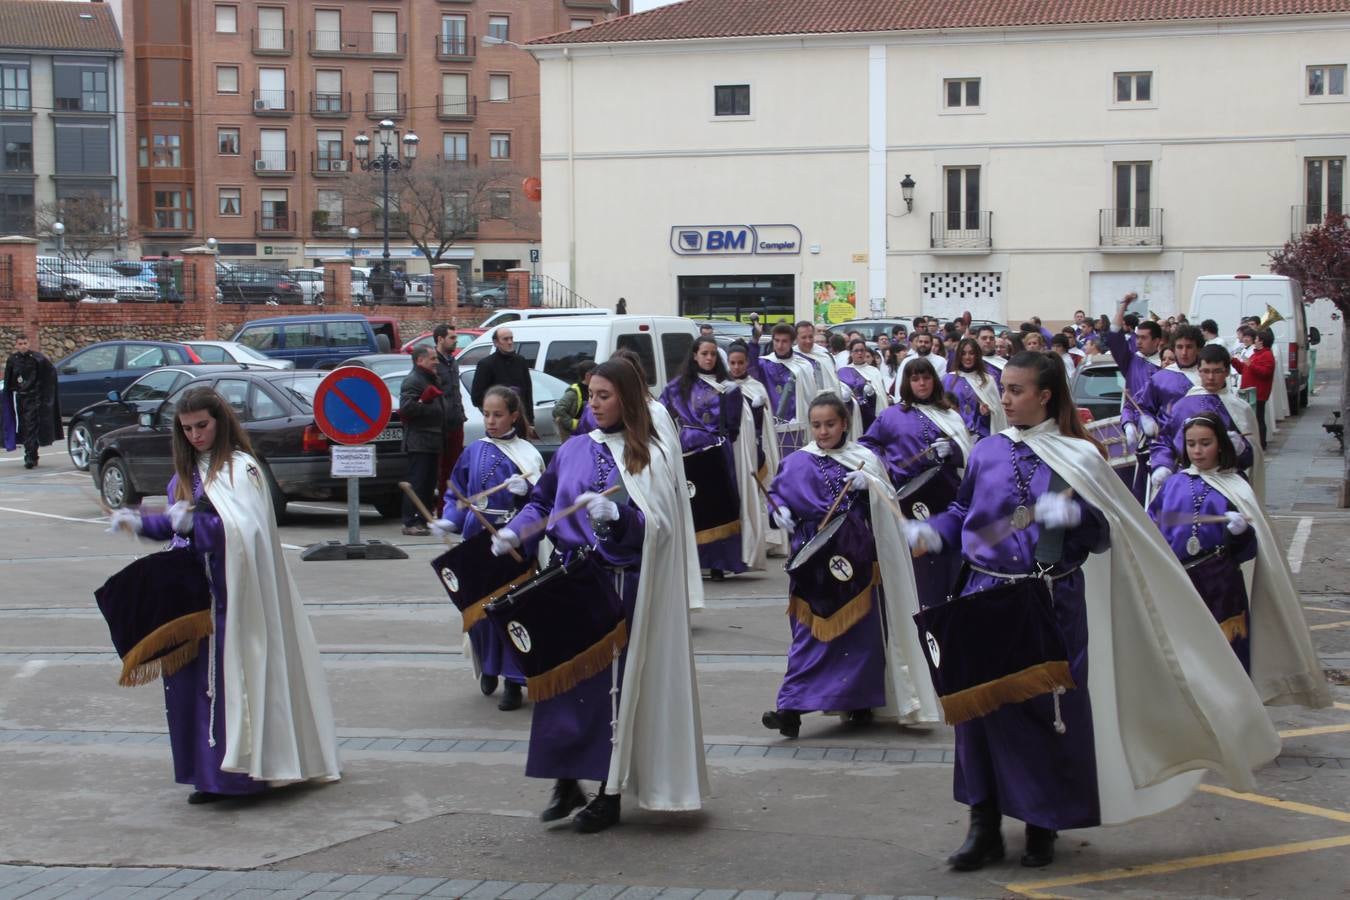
[99,456,142,508]
[373,494,403,519]
[68,421,93,471]
[1299,385,1309,410]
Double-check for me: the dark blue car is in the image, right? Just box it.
[54,340,201,417]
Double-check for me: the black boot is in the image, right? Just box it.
[498,681,523,711]
[573,786,621,833]
[947,803,1005,871]
[539,779,586,823]
[1021,824,1057,867]
[761,709,801,739]
[187,791,225,805]
[709,568,725,582]
[845,708,874,726]
[479,673,499,696]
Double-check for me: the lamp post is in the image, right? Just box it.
[205,237,218,252]
[900,174,916,213]
[52,221,65,258]
[353,119,418,278]
[346,226,359,260]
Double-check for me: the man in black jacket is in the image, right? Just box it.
[469,327,535,435]
[3,335,62,469]
[398,346,449,535]
[432,323,468,516]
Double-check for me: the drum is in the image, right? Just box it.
[94,547,213,687]
[484,550,628,702]
[784,514,879,642]
[1087,415,1136,473]
[894,466,958,521]
[429,531,538,632]
[912,578,1074,725]
[683,440,741,544]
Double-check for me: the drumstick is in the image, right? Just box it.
[454,472,538,510]
[1155,512,1250,527]
[443,481,527,563]
[398,481,460,548]
[818,462,865,532]
[511,484,626,545]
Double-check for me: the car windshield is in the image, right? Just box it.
[274,373,323,408]
[1075,367,1124,401]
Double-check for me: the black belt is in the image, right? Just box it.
[1183,545,1226,570]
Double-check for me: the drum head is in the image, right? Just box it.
[785,515,846,574]
[895,466,941,502]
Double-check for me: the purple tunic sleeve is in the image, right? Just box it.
[1148,472,1257,564]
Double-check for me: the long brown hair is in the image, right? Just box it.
[899,358,954,411]
[171,387,256,501]
[1005,351,1106,459]
[593,358,654,474]
[953,337,987,383]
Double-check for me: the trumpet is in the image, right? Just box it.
[1257,304,1285,331]
[1148,310,1162,322]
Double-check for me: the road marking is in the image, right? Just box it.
[1278,723,1350,739]
[0,505,105,524]
[1305,606,1350,614]
[1337,703,1350,712]
[1196,784,1350,824]
[1286,516,1313,573]
[12,661,45,679]
[1310,621,1350,631]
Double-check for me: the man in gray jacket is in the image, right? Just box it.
[432,323,468,516]
[399,346,449,535]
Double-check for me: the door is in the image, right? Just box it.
[259,128,287,171]
[57,343,122,415]
[257,7,285,50]
[441,15,467,55]
[921,272,1004,323]
[944,166,981,231]
[281,320,327,369]
[260,187,288,232]
[371,72,398,115]
[258,67,286,111]
[314,10,340,52]
[441,74,468,116]
[371,12,398,55]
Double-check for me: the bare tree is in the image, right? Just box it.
[34,192,133,259]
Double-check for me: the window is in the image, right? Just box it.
[124,370,183,402]
[489,132,511,159]
[441,15,467,55]
[250,385,285,420]
[258,67,287,110]
[615,333,656,386]
[123,345,170,370]
[257,8,286,50]
[316,129,343,170]
[0,183,34,235]
[216,65,240,94]
[1305,157,1345,221]
[487,15,509,41]
[54,64,109,112]
[542,340,597,382]
[1307,64,1347,97]
[153,190,193,230]
[314,70,342,112]
[260,188,288,230]
[215,5,237,33]
[327,321,368,347]
[283,322,325,348]
[65,344,120,374]
[219,187,242,216]
[54,123,111,174]
[1114,71,1152,103]
[371,71,399,115]
[441,73,469,116]
[944,166,981,230]
[1114,162,1153,227]
[570,18,592,30]
[944,78,980,108]
[237,325,279,351]
[442,132,468,162]
[0,64,31,111]
[0,120,32,172]
[259,128,288,169]
[151,133,181,167]
[662,332,693,381]
[216,379,251,418]
[218,127,240,155]
[371,12,399,54]
[316,189,343,227]
[313,9,341,52]
[490,190,511,218]
[446,190,471,230]
[489,74,510,102]
[714,84,750,116]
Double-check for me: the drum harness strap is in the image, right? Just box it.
[1183,544,1227,571]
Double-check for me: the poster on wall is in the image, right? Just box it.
[1088,271,1175,320]
[813,280,857,324]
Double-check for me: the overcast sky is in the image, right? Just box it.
[630,0,681,11]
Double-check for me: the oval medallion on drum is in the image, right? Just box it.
[506,620,533,654]
[827,555,854,582]
[440,567,460,593]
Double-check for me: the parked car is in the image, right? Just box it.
[37,271,83,302]
[91,369,408,521]
[65,364,249,470]
[1071,359,1125,423]
[185,340,295,370]
[399,328,486,356]
[288,267,373,305]
[826,318,919,341]
[232,314,400,369]
[54,340,202,417]
[468,282,506,308]
[216,265,305,305]
[478,308,612,329]
[339,353,414,378]
[37,256,157,303]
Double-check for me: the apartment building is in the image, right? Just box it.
[130,0,626,278]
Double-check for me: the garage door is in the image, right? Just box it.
[1089,271,1175,320]
[920,272,1004,322]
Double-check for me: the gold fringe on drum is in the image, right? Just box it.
[696,520,741,545]
[936,661,1076,726]
[1219,612,1249,643]
[117,609,214,687]
[525,620,630,703]
[459,569,539,632]
[787,564,880,642]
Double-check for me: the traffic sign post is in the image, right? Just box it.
[301,366,408,562]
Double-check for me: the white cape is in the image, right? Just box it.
[956,370,1007,435]
[1192,467,1330,709]
[207,452,341,784]
[1010,421,1279,823]
[591,429,710,810]
[733,375,784,558]
[839,362,892,419]
[1191,385,1266,505]
[485,435,544,484]
[698,375,765,570]
[649,399,705,611]
[799,441,942,724]
[915,404,974,475]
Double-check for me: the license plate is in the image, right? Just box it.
[376,426,403,442]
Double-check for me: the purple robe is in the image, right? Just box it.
[838,367,879,431]
[507,434,646,782]
[1150,392,1254,474]
[754,353,809,456]
[767,451,886,713]
[1139,367,1198,431]
[1148,473,1257,670]
[983,358,1004,388]
[942,372,991,439]
[141,475,267,797]
[574,405,598,436]
[660,377,745,574]
[1105,329,1161,500]
[443,440,530,684]
[928,435,1110,830]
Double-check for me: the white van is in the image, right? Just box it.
[480,307,613,329]
[1189,274,1321,411]
[458,316,697,396]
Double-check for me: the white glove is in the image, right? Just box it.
[904,520,943,555]
[106,507,142,536]
[1227,430,1248,456]
[750,393,765,408]
[576,491,620,524]
[168,500,194,536]
[429,518,459,538]
[931,439,953,460]
[844,470,870,492]
[771,506,796,532]
[1124,422,1141,449]
[1225,511,1250,535]
[504,474,531,496]
[1140,415,1159,438]
[1034,492,1082,530]
[862,384,875,398]
[490,528,521,557]
[1150,466,1173,490]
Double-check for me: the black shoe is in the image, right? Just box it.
[479,673,499,696]
[845,708,874,726]
[573,791,621,833]
[1021,824,1057,868]
[947,803,1005,871]
[709,568,725,582]
[498,681,523,711]
[540,779,586,823]
[187,791,225,805]
[23,459,36,469]
[761,709,801,739]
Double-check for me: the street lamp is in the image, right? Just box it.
[346,226,359,260]
[900,174,916,213]
[205,237,218,251]
[52,221,65,257]
[353,119,418,283]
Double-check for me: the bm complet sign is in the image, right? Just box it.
[670,224,802,256]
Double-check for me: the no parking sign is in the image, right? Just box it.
[312,366,392,446]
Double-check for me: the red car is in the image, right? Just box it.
[400,328,485,356]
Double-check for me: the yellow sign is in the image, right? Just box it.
[852,253,868,264]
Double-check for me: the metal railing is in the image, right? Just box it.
[437,94,477,120]
[311,212,348,235]
[255,210,297,235]
[216,262,306,306]
[437,152,478,166]
[36,256,166,303]
[309,30,407,57]
[251,27,293,54]
[1292,204,1343,239]
[251,89,294,115]
[253,149,296,174]
[1099,208,1163,248]
[365,92,407,119]
[930,210,993,250]
[532,273,596,309]
[436,34,477,59]
[310,91,350,117]
[311,151,353,175]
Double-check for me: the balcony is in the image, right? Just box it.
[1099,208,1163,251]
[437,94,477,121]
[435,34,477,60]
[437,152,478,166]
[251,89,294,116]
[253,149,296,176]
[310,91,351,118]
[309,30,407,59]
[256,210,297,236]
[365,92,407,119]
[311,212,348,236]
[251,27,293,55]
[1292,204,1344,240]
[312,151,353,176]
[930,210,992,252]
[0,91,32,113]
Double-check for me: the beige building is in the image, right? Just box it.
[530,0,1350,325]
